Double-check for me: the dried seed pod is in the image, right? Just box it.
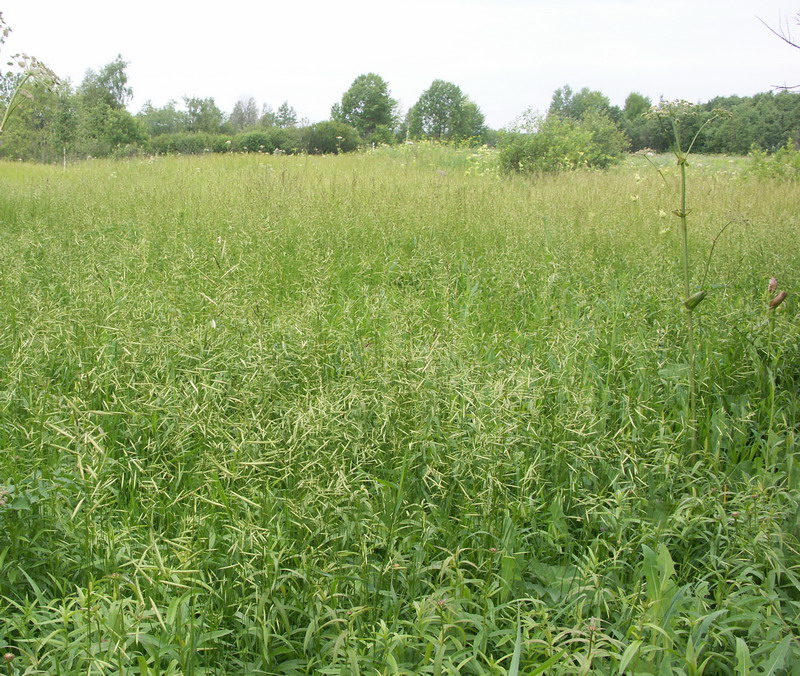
[769,290,787,309]
[684,290,707,310]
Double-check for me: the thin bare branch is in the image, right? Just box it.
[758,15,800,49]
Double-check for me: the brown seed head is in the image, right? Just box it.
[768,277,778,294]
[769,290,787,310]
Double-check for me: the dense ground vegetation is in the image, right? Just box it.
[0,147,798,674]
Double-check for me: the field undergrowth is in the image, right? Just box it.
[0,148,798,674]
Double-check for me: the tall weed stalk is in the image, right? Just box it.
[644,101,728,453]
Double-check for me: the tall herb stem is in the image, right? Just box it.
[677,154,697,453]
[646,102,728,454]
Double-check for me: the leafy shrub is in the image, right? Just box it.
[109,143,142,159]
[368,124,396,146]
[304,121,360,154]
[748,139,800,180]
[234,131,273,153]
[233,127,303,154]
[499,111,628,174]
[148,132,233,155]
[579,110,630,167]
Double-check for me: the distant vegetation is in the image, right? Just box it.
[0,59,491,161]
[2,50,800,166]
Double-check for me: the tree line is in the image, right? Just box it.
[1,53,799,164]
[0,57,489,162]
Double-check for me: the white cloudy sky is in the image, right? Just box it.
[2,0,798,128]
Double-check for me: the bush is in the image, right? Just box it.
[748,140,800,180]
[232,127,303,154]
[109,144,142,160]
[148,133,232,155]
[367,124,396,146]
[499,112,628,174]
[304,121,361,154]
[579,111,630,167]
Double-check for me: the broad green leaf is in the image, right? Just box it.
[759,636,790,676]
[619,640,642,674]
[508,618,522,676]
[529,649,567,675]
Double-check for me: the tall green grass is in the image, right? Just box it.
[0,150,798,674]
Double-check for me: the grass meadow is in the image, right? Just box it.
[0,147,798,674]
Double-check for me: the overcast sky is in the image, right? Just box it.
[2,0,798,128]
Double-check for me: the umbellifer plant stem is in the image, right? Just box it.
[645,103,729,455]
[677,154,697,454]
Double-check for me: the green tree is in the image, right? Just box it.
[52,82,78,161]
[259,103,277,127]
[548,84,575,118]
[276,101,297,128]
[332,73,396,143]
[78,55,132,110]
[407,80,486,143]
[622,92,665,151]
[184,96,224,133]
[701,91,800,153]
[623,91,652,121]
[460,100,486,142]
[77,56,144,156]
[0,79,60,161]
[229,97,259,131]
[137,100,188,136]
[549,84,618,121]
